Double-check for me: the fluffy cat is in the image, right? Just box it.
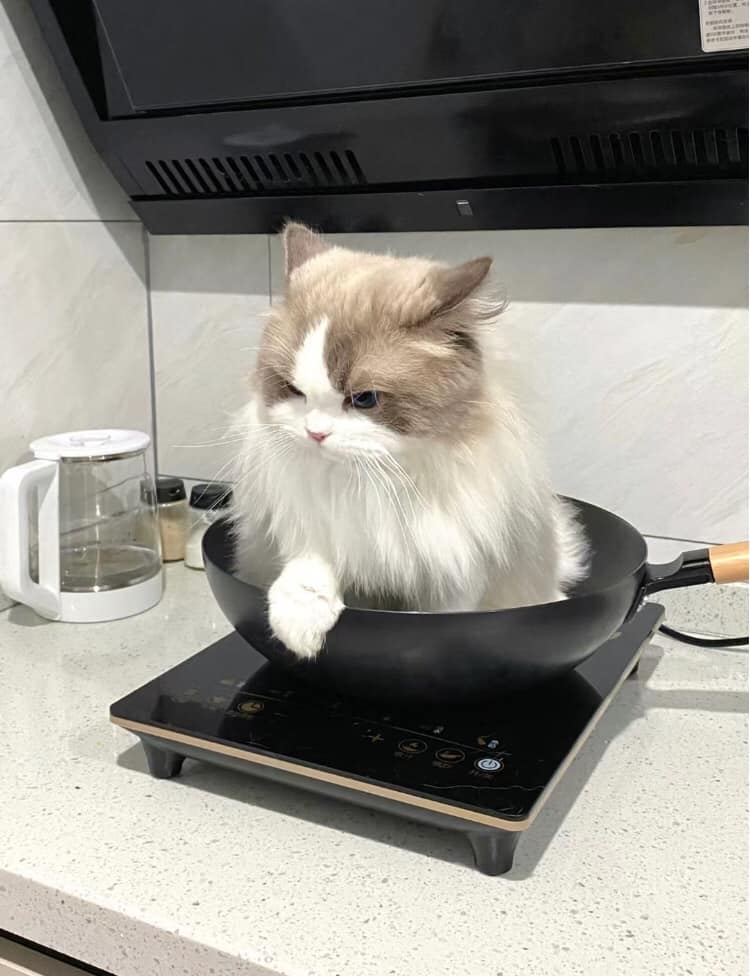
[230,223,588,659]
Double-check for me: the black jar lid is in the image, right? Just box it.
[190,482,232,511]
[156,475,187,504]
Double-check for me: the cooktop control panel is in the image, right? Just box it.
[111,604,663,820]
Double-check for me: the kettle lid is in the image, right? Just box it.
[30,429,151,461]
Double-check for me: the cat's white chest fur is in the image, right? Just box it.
[258,432,477,606]
[232,393,586,624]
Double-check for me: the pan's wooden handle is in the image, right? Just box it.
[708,541,749,584]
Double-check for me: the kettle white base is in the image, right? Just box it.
[45,572,164,623]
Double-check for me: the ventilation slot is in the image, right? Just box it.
[144,149,367,197]
[551,128,748,179]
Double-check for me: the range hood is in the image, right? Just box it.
[30,0,748,234]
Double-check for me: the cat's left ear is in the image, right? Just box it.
[428,257,492,315]
[282,222,331,278]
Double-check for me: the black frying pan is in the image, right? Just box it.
[203,498,748,706]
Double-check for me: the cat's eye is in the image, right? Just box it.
[350,390,378,409]
[287,383,305,398]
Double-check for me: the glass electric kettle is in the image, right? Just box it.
[0,429,163,622]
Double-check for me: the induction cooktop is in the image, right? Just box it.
[110,603,663,874]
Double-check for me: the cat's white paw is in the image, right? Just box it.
[267,556,344,659]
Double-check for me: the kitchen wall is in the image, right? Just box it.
[1,0,747,584]
[150,226,748,546]
[0,0,151,476]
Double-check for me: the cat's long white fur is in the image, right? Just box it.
[230,313,588,658]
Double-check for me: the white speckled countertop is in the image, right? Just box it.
[0,566,747,976]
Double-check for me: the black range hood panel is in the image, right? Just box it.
[30,0,748,233]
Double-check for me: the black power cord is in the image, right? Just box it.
[659,623,749,648]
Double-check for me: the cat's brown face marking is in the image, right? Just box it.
[257,225,501,443]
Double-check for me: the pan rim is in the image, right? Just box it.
[204,495,649,621]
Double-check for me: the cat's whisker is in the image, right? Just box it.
[372,457,416,523]
[371,472,409,541]
[202,426,294,490]
[379,452,427,509]
[203,454,242,489]
[349,456,367,503]
[177,417,298,453]
[359,455,387,527]
[228,446,292,506]
[371,453,425,526]
[365,454,417,547]
[354,457,364,498]
[378,460,420,544]
[172,435,251,449]
[345,456,361,496]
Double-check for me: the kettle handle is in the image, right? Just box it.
[0,460,61,618]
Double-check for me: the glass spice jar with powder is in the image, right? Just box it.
[184,483,232,570]
[156,476,188,562]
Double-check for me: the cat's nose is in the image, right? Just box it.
[305,409,332,443]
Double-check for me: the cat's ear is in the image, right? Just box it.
[429,257,492,315]
[282,222,331,277]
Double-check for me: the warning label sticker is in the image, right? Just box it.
[699,0,749,51]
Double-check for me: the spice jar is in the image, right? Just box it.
[184,482,232,570]
[156,476,188,562]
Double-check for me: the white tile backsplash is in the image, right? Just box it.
[0,221,150,472]
[269,226,749,309]
[268,227,748,542]
[149,234,271,479]
[0,0,133,221]
[531,302,747,541]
